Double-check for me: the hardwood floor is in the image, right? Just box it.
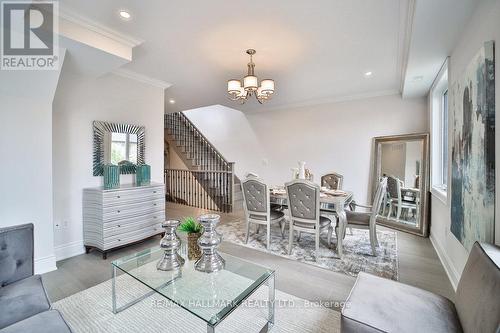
[43,202,455,310]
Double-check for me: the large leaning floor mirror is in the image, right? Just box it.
[372,133,430,236]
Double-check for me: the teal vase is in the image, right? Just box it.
[136,164,151,186]
[103,164,120,189]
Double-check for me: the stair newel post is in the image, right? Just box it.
[228,162,234,213]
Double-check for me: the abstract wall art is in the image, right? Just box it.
[451,41,495,250]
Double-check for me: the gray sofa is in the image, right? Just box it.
[341,242,500,333]
[0,224,72,333]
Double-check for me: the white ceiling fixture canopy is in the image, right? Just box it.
[227,49,275,104]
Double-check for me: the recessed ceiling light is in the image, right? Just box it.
[364,71,373,77]
[119,10,131,20]
[169,99,176,104]
[412,75,424,82]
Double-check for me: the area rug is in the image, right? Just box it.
[53,276,340,333]
[218,218,399,280]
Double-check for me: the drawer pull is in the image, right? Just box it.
[117,210,121,213]
[118,239,121,242]
[117,225,121,228]
[153,216,157,219]
[117,195,121,198]
[153,191,157,194]
[153,203,157,206]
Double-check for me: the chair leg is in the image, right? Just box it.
[349,227,353,235]
[387,204,392,218]
[297,232,301,242]
[256,225,261,234]
[280,219,285,238]
[266,223,271,250]
[396,205,402,221]
[327,225,333,245]
[315,229,320,255]
[288,223,294,255]
[245,221,250,244]
[370,227,377,256]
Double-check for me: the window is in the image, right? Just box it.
[430,59,449,202]
[441,90,448,188]
[111,132,138,164]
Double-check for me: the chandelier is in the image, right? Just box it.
[227,49,275,104]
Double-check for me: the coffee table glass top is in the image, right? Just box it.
[112,244,274,325]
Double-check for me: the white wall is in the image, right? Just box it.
[52,72,165,260]
[0,62,64,274]
[183,105,268,180]
[247,94,427,203]
[185,94,427,205]
[429,0,500,289]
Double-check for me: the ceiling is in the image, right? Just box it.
[402,0,478,98]
[58,0,479,113]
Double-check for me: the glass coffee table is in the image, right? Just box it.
[111,245,275,332]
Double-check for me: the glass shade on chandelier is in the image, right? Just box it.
[227,49,275,104]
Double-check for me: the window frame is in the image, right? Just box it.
[429,58,449,204]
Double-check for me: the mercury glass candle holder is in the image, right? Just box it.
[194,214,225,273]
[157,220,185,271]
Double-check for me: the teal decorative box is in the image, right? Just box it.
[103,164,120,189]
[136,164,151,186]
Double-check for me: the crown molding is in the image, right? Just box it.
[243,89,402,114]
[398,0,416,93]
[58,8,144,48]
[112,68,173,90]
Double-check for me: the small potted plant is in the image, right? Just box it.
[178,217,202,260]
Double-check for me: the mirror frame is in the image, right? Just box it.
[92,121,145,176]
[372,133,430,237]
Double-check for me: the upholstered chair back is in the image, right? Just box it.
[285,180,320,223]
[455,242,500,333]
[0,223,34,287]
[321,172,343,190]
[371,177,388,223]
[386,175,401,199]
[242,178,268,213]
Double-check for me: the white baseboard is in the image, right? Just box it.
[430,234,460,290]
[54,240,85,261]
[34,254,57,274]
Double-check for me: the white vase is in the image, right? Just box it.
[298,161,306,179]
[291,168,299,180]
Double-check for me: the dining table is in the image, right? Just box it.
[269,189,354,258]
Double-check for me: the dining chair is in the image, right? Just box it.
[285,179,332,255]
[321,172,344,190]
[321,172,353,235]
[343,177,387,256]
[386,175,417,221]
[242,177,285,250]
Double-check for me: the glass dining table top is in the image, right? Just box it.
[111,243,274,326]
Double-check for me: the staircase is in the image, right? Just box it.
[164,112,243,212]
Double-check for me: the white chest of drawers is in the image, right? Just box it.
[83,183,165,259]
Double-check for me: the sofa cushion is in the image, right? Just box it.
[455,242,500,333]
[341,272,462,333]
[0,224,34,287]
[0,310,72,333]
[0,275,50,329]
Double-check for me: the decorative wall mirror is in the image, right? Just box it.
[93,121,145,176]
[372,133,430,237]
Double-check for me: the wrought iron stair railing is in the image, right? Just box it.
[164,112,235,212]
